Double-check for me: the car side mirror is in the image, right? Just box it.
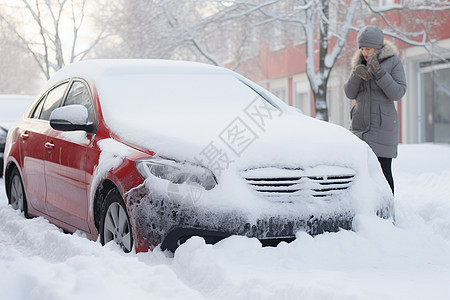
[49,105,95,132]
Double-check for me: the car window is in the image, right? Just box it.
[39,82,69,121]
[30,95,46,119]
[63,80,96,123]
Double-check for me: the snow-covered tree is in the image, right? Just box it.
[0,0,106,80]
[99,0,260,71]
[0,15,39,94]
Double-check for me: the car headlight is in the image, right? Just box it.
[135,158,217,191]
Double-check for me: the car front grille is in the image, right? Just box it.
[242,166,355,200]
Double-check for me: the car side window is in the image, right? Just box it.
[30,95,46,119]
[39,83,69,121]
[63,81,96,123]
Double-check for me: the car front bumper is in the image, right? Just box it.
[125,183,355,252]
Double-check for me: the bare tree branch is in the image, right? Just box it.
[0,0,109,79]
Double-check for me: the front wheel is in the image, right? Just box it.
[8,168,29,218]
[99,188,134,253]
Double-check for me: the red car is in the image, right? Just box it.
[3,60,394,253]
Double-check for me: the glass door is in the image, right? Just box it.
[419,61,450,143]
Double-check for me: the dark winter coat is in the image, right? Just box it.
[344,40,407,158]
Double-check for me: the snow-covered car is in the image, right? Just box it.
[3,59,393,253]
[0,95,34,177]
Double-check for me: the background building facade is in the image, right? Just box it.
[246,9,450,145]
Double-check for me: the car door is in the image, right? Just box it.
[44,80,97,232]
[20,83,69,213]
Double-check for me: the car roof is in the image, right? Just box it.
[44,59,229,90]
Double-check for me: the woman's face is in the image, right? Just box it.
[360,47,377,60]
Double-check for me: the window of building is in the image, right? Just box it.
[369,0,395,8]
[271,87,286,103]
[269,26,287,52]
[327,85,338,123]
[294,81,311,115]
[418,59,450,143]
[292,24,305,46]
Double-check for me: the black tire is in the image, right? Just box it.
[99,188,133,253]
[8,168,29,218]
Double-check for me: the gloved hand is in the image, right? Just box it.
[367,52,385,79]
[353,64,372,81]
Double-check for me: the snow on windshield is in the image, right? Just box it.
[94,69,287,165]
[98,73,268,118]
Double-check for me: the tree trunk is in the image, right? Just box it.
[315,0,330,121]
[314,80,329,121]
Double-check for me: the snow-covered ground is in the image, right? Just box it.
[1,143,450,300]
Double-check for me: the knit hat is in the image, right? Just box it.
[357,26,384,49]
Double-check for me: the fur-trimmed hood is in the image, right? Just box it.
[351,40,399,68]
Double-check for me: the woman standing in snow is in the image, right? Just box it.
[344,26,407,194]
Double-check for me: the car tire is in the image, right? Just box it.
[99,188,133,253]
[8,168,29,218]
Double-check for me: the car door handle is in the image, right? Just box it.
[20,132,29,140]
[45,142,55,150]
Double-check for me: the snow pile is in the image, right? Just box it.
[1,143,450,299]
[0,208,201,299]
[393,144,450,241]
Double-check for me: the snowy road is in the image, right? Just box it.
[1,144,450,300]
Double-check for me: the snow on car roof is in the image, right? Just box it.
[45,59,228,89]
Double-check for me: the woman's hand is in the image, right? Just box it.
[353,64,372,81]
[367,51,385,79]
[367,53,380,74]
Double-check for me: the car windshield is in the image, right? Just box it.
[93,69,284,158]
[97,72,278,121]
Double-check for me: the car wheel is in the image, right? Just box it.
[100,188,133,253]
[8,168,29,218]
